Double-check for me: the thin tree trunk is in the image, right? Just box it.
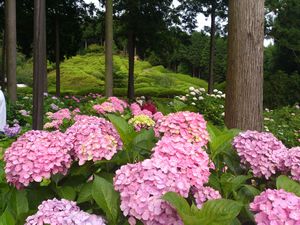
[0,29,5,90]
[105,0,113,97]
[5,0,17,103]
[208,3,216,94]
[33,0,46,130]
[55,16,60,97]
[225,0,264,131]
[127,31,135,100]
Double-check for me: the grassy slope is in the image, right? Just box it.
[48,53,207,96]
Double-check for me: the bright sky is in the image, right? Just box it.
[84,0,273,46]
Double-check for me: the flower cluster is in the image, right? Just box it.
[233,131,288,179]
[285,147,300,182]
[44,108,80,130]
[65,116,122,165]
[156,112,209,146]
[19,109,30,117]
[93,97,128,115]
[25,198,106,225]
[130,103,152,117]
[129,115,155,131]
[250,189,300,225]
[4,123,21,137]
[4,131,72,189]
[192,186,222,209]
[114,112,216,225]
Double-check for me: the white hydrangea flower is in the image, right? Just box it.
[189,87,195,91]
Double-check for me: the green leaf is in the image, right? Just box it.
[210,129,240,159]
[57,186,76,201]
[0,208,15,225]
[77,183,93,204]
[162,192,191,216]
[207,123,222,142]
[7,189,29,219]
[221,174,252,198]
[92,175,120,225]
[276,175,300,197]
[196,199,242,225]
[107,114,135,145]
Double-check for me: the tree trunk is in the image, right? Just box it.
[208,3,216,94]
[225,0,264,131]
[33,0,46,130]
[127,31,135,100]
[55,16,60,97]
[0,29,5,90]
[5,0,17,103]
[105,0,113,97]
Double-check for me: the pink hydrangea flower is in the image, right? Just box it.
[285,147,300,182]
[65,116,122,165]
[93,97,128,115]
[192,186,221,209]
[156,112,209,146]
[250,189,300,225]
[4,131,72,189]
[233,131,288,179]
[44,108,79,130]
[25,198,106,225]
[50,108,72,121]
[114,136,212,225]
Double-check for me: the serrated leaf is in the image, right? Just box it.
[196,199,242,225]
[276,175,300,197]
[0,208,15,225]
[107,114,135,145]
[57,186,76,201]
[77,183,93,204]
[92,175,120,225]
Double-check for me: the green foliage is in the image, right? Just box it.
[163,192,242,225]
[264,106,300,147]
[276,175,300,197]
[47,52,208,97]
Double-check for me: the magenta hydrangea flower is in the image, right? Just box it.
[285,147,300,182]
[4,130,72,189]
[114,136,212,225]
[233,131,288,179]
[192,186,221,209]
[25,198,106,225]
[65,116,122,165]
[93,97,128,115]
[156,112,209,146]
[250,189,300,225]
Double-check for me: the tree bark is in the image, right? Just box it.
[105,0,113,97]
[208,3,216,94]
[0,29,5,90]
[55,16,60,97]
[5,0,17,103]
[225,0,264,131]
[127,31,135,100]
[33,0,46,130]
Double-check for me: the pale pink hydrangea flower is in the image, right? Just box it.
[93,97,128,115]
[233,131,288,179]
[65,116,122,165]
[25,198,106,225]
[250,189,300,225]
[192,186,221,209]
[285,147,300,182]
[156,112,209,146]
[4,131,72,189]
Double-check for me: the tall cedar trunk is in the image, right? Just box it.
[33,0,46,130]
[208,3,216,94]
[0,29,5,90]
[105,0,113,97]
[5,0,17,103]
[127,31,135,100]
[55,16,60,97]
[225,0,264,131]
